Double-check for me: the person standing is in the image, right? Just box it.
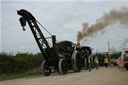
[104,57,109,68]
[88,55,92,72]
[95,56,99,70]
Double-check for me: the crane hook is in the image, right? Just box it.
[23,27,26,31]
[19,17,26,31]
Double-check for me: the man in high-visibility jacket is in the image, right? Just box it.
[95,56,99,70]
[104,57,109,68]
[88,55,92,72]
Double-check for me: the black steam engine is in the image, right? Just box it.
[17,9,92,76]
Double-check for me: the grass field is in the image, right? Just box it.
[0,72,43,81]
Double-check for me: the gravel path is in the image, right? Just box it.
[1,66,128,85]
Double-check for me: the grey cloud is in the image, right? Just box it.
[1,1,128,53]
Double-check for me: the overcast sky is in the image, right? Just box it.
[1,0,128,54]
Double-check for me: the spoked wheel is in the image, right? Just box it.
[72,51,82,72]
[58,58,68,75]
[41,60,51,76]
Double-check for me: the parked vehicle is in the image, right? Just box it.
[121,48,128,70]
[116,56,124,67]
[112,57,121,66]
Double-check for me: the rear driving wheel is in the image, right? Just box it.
[72,51,82,72]
[41,60,51,76]
[58,58,68,75]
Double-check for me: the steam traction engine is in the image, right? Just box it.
[17,9,83,76]
[79,46,92,69]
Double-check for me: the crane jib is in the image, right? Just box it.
[17,9,54,61]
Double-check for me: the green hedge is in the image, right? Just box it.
[0,53,44,74]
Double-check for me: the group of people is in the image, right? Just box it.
[88,54,109,72]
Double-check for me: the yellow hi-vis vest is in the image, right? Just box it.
[88,56,91,64]
[104,58,109,64]
[95,57,99,64]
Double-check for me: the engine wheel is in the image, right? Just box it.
[84,58,88,69]
[72,51,82,72]
[41,60,51,76]
[58,58,68,75]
